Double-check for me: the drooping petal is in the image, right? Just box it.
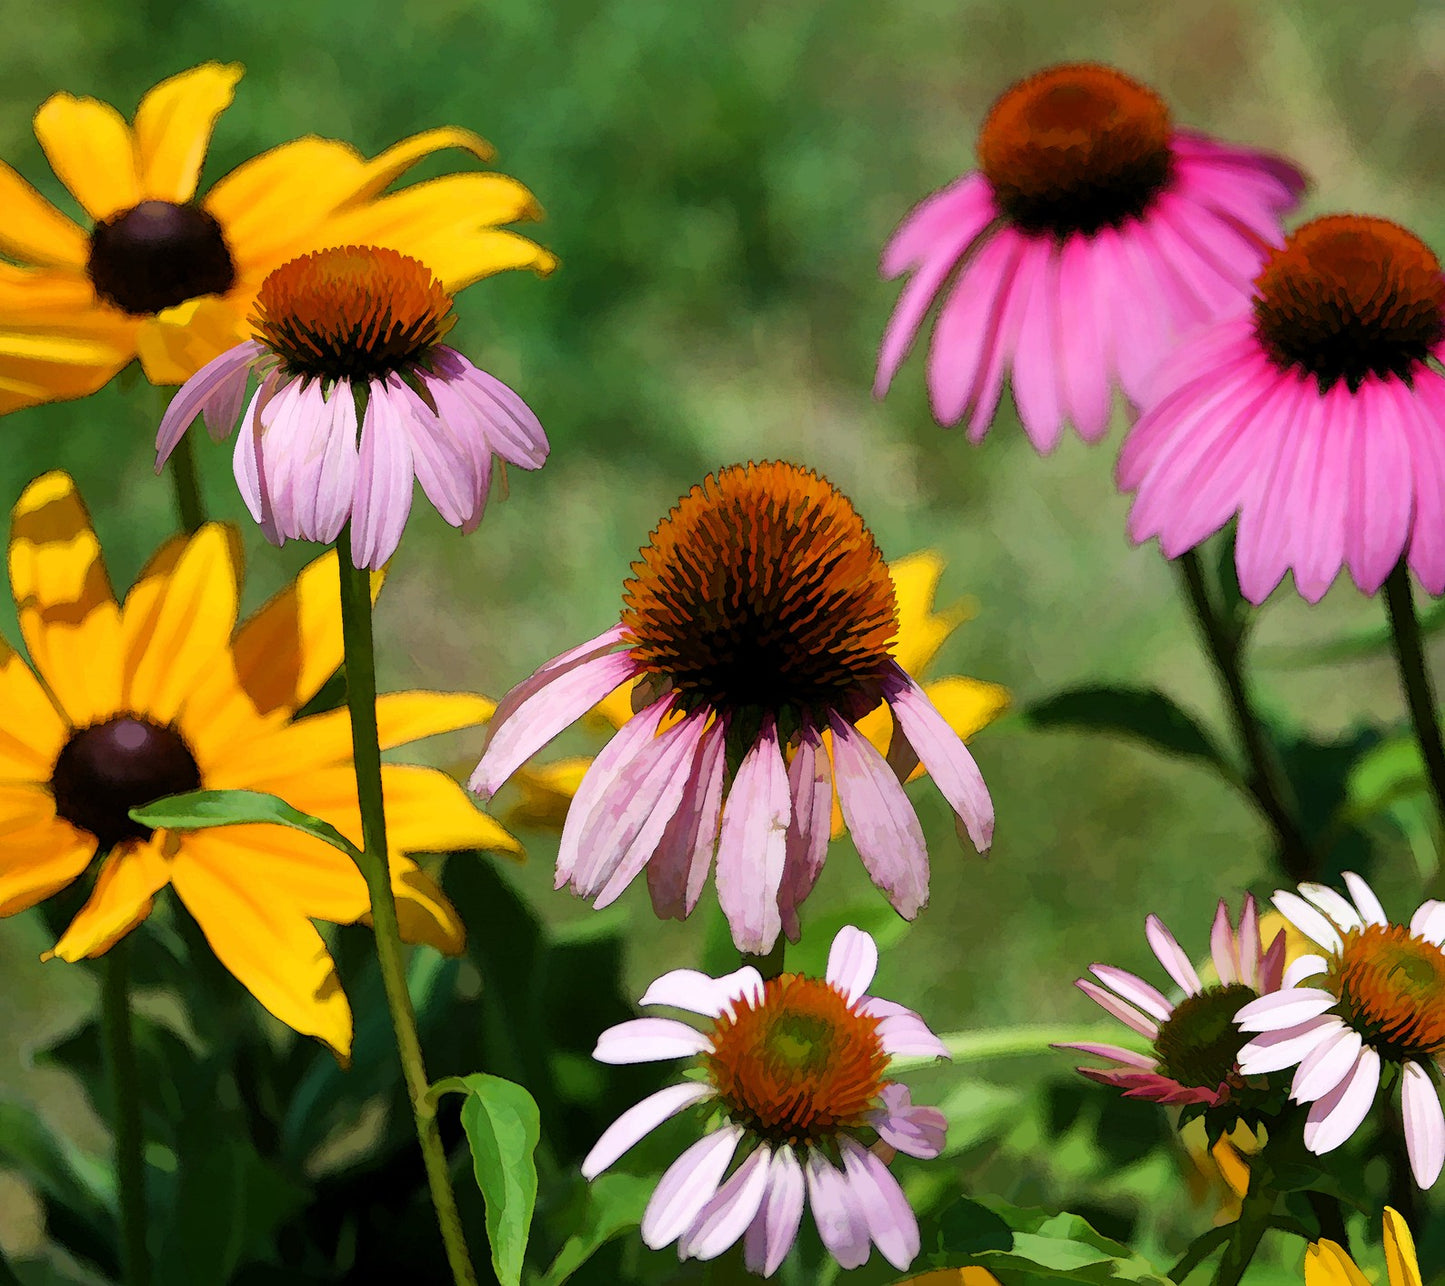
[840,1138,920,1271]
[714,717,791,954]
[641,1127,743,1251]
[680,1144,773,1262]
[155,341,262,463]
[872,1083,948,1159]
[1235,987,1340,1033]
[1303,1047,1380,1154]
[743,1146,806,1278]
[0,796,96,917]
[46,840,171,961]
[1384,1206,1425,1286]
[581,1082,715,1180]
[1305,1240,1374,1286]
[1236,1016,1345,1075]
[805,1150,870,1271]
[388,372,476,529]
[1290,1026,1364,1104]
[348,377,416,569]
[779,726,830,941]
[647,716,727,922]
[1400,1061,1445,1189]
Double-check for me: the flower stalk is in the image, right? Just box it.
[1211,1175,1275,1286]
[1175,549,1315,881]
[1383,562,1445,864]
[100,938,151,1286]
[336,527,479,1286]
[167,428,206,536]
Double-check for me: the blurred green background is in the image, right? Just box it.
[2,0,1444,1276]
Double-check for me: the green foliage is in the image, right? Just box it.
[537,1174,653,1286]
[128,790,362,861]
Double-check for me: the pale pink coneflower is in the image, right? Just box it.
[876,62,1305,451]
[1235,873,1445,1187]
[154,245,546,568]
[1062,895,1285,1106]
[1121,215,1445,602]
[469,461,995,954]
[581,926,948,1276]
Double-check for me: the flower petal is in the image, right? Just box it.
[648,716,727,922]
[641,1127,743,1250]
[840,1138,920,1271]
[1236,1016,1345,1075]
[639,966,763,1018]
[581,1082,715,1181]
[34,89,140,221]
[155,341,262,463]
[714,717,791,954]
[46,839,171,961]
[0,637,67,779]
[1291,1026,1363,1104]
[872,1083,948,1159]
[1341,871,1389,927]
[349,377,416,569]
[1297,883,1364,934]
[1145,914,1202,995]
[1385,1206,1424,1286]
[1400,1061,1445,1189]
[805,1150,870,1271]
[826,925,879,1004]
[680,1143,773,1262]
[594,1017,711,1065]
[1303,1047,1380,1155]
[1235,987,1340,1033]
[1074,978,1159,1040]
[1088,965,1172,1023]
[0,162,90,267]
[133,62,243,203]
[779,725,830,940]
[744,1146,806,1277]
[1272,890,1345,954]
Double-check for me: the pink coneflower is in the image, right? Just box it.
[155,245,547,568]
[1121,215,1445,602]
[875,63,1305,451]
[1235,873,1445,1187]
[470,461,994,953]
[1062,896,1285,1107]
[581,926,948,1275]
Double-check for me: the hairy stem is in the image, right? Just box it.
[167,428,206,535]
[101,940,151,1286]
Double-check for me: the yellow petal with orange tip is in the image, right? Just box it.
[33,90,140,222]
[1383,1208,1422,1286]
[134,282,251,385]
[121,524,241,723]
[169,847,353,1061]
[8,471,124,727]
[45,837,172,961]
[0,639,67,780]
[1306,1240,1373,1286]
[133,62,243,204]
[0,163,90,268]
[889,550,970,678]
[207,691,497,785]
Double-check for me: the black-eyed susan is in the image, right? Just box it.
[0,63,554,414]
[0,471,517,1059]
[1306,1209,1420,1286]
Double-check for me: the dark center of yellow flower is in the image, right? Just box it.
[705,973,889,1145]
[1254,216,1445,392]
[87,200,237,316]
[1153,983,1257,1089]
[977,63,1174,239]
[50,715,202,849]
[250,245,455,382]
[620,462,898,726]
[1328,923,1445,1059]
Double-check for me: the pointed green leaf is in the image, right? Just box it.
[456,1073,541,1286]
[538,1174,653,1286]
[129,789,360,860]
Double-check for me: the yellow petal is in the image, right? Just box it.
[134,292,251,385]
[8,472,124,727]
[1306,1242,1371,1286]
[889,550,970,679]
[1384,1209,1422,1286]
[170,848,353,1061]
[0,638,67,780]
[33,91,141,222]
[894,1272,1005,1286]
[121,524,240,723]
[1210,1136,1251,1200]
[0,354,131,417]
[0,788,94,916]
[587,681,638,733]
[354,127,495,198]
[323,172,543,245]
[503,756,592,830]
[921,675,1011,743]
[399,226,558,291]
[386,864,466,956]
[208,690,496,785]
[0,163,90,267]
[46,838,171,960]
[133,63,243,203]
[0,262,102,314]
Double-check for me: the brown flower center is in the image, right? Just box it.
[87,200,236,316]
[1153,983,1257,1089]
[1254,216,1445,392]
[977,63,1173,239]
[251,245,454,382]
[1329,923,1445,1059]
[620,461,898,725]
[705,973,889,1145]
[50,715,202,849]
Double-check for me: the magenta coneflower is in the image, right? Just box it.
[470,461,994,953]
[155,245,547,568]
[1120,215,1445,602]
[1062,896,1285,1107]
[1235,873,1445,1187]
[876,62,1305,451]
[581,926,948,1276]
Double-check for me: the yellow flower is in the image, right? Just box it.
[503,550,1010,833]
[1306,1210,1420,1286]
[0,471,518,1060]
[895,1270,1005,1286]
[0,62,555,414]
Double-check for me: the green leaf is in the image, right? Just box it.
[975,1201,1172,1286]
[456,1073,542,1286]
[1024,687,1235,779]
[538,1173,653,1286]
[129,789,360,860]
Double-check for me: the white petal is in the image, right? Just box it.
[593,1017,711,1064]
[1237,1016,1345,1075]
[1412,900,1445,946]
[1235,987,1339,1033]
[1401,1060,1445,1188]
[1290,1026,1363,1103]
[642,1127,743,1249]
[826,926,879,1003]
[1298,883,1364,933]
[641,966,764,1018]
[680,1144,773,1261]
[1303,1047,1381,1154]
[582,1082,715,1179]
[1282,954,1330,990]
[1272,890,1344,953]
[1342,871,1389,926]
[839,1138,920,1271]
[805,1150,870,1270]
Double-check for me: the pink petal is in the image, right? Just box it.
[680,1144,773,1262]
[965,234,1038,440]
[231,370,283,543]
[714,717,791,953]
[1236,1016,1345,1075]
[883,665,993,850]
[469,646,638,799]
[593,1016,711,1064]
[1239,894,1262,990]
[433,347,549,470]
[1402,1060,1445,1188]
[389,372,476,528]
[805,1150,870,1271]
[744,1146,806,1277]
[1089,964,1172,1022]
[642,1127,743,1250]
[1074,978,1159,1040]
[350,376,416,569]
[1053,232,1113,441]
[640,965,764,1018]
[926,231,1022,427]
[1303,1047,1380,1154]
[155,339,263,464]
[1007,241,1066,452]
[875,1011,948,1060]
[1343,377,1410,596]
[872,1083,948,1159]
[1286,387,1346,603]
[1404,374,1445,594]
[648,716,727,921]
[826,925,879,1004]
[1233,378,1317,603]
[830,714,929,919]
[1055,1041,1158,1071]
[582,1082,715,1180]
[309,383,361,544]
[1210,901,1239,985]
[778,727,830,942]
[1146,915,1202,995]
[840,1138,920,1271]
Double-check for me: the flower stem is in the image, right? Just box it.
[1211,1176,1275,1286]
[1168,1225,1231,1283]
[336,530,478,1286]
[1383,562,1445,856]
[167,427,206,535]
[743,938,786,981]
[100,939,150,1286]
[1175,549,1315,881]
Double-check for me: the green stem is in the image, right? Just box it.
[1211,1177,1276,1286]
[100,940,150,1286]
[1383,562,1445,858]
[743,938,785,981]
[336,530,478,1286]
[1176,549,1315,881]
[167,427,206,535]
[1169,1225,1231,1283]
